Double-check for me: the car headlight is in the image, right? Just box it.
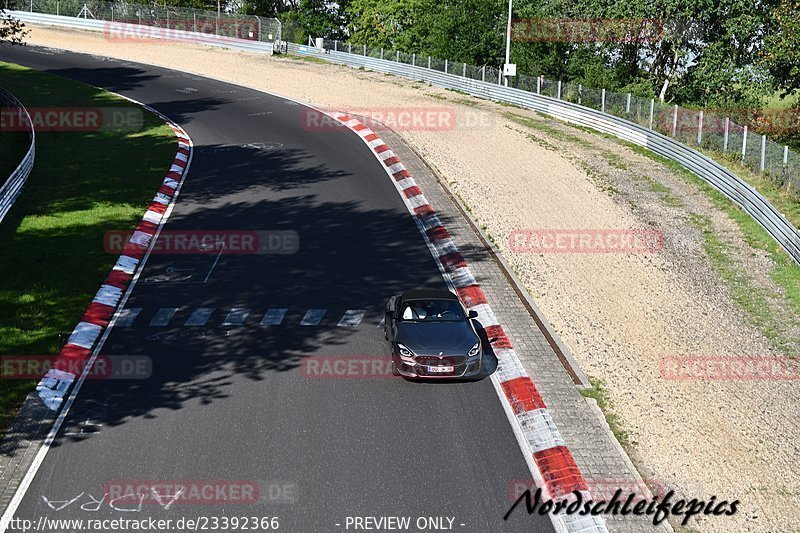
[397,343,415,357]
[468,342,481,357]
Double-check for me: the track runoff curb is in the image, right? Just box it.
[0,99,193,533]
[327,111,607,533]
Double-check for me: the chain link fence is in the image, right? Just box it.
[4,0,280,43]
[311,36,800,196]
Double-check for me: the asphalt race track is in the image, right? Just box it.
[1,46,553,533]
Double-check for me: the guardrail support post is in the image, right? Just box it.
[649,99,654,129]
[578,84,582,105]
[723,117,730,151]
[672,105,678,136]
[626,93,631,113]
[697,110,703,145]
[785,145,790,167]
[742,125,748,162]
[557,80,561,99]
[601,89,605,112]
[444,59,448,73]
[760,135,766,172]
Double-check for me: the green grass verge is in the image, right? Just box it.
[580,377,632,446]
[0,62,176,438]
[0,130,30,180]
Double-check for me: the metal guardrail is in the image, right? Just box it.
[10,11,276,54]
[6,7,797,262]
[0,88,35,224]
[286,42,800,264]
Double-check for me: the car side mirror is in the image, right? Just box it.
[468,310,478,319]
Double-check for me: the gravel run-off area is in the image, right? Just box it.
[18,27,800,532]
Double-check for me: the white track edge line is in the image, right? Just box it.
[0,97,193,533]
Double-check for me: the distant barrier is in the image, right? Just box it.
[286,42,800,264]
[0,88,35,224]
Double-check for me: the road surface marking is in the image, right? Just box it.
[150,308,178,327]
[185,307,214,326]
[114,308,142,327]
[222,308,250,326]
[337,310,366,327]
[260,308,288,326]
[300,309,326,326]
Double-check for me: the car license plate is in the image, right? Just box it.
[428,365,454,373]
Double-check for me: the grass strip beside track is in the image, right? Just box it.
[0,61,176,439]
[0,130,30,181]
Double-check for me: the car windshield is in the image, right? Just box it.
[400,298,464,322]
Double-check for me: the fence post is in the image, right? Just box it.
[166,10,170,30]
[412,53,415,66]
[601,88,605,113]
[363,44,366,55]
[626,93,631,113]
[649,99,654,129]
[348,42,352,53]
[723,117,730,152]
[557,80,561,100]
[428,56,431,69]
[396,50,400,62]
[672,104,678,136]
[760,135,766,172]
[785,145,790,167]
[536,76,540,94]
[334,40,338,51]
[498,69,502,85]
[697,110,703,145]
[482,65,485,82]
[444,59,448,73]
[578,84,582,105]
[29,0,31,12]
[742,125,748,162]
[111,5,113,21]
[380,48,383,60]
[193,13,197,32]
[462,63,466,77]
[56,0,59,15]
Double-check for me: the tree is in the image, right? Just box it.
[762,0,800,101]
[0,9,27,45]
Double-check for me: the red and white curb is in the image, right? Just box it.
[327,111,607,533]
[35,121,192,410]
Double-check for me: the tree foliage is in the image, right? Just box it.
[0,10,27,46]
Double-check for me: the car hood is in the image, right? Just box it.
[395,321,478,355]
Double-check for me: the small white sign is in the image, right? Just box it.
[503,63,517,77]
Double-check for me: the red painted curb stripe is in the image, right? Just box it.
[501,377,546,414]
[81,302,116,327]
[533,446,590,499]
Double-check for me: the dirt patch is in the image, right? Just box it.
[23,26,800,531]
